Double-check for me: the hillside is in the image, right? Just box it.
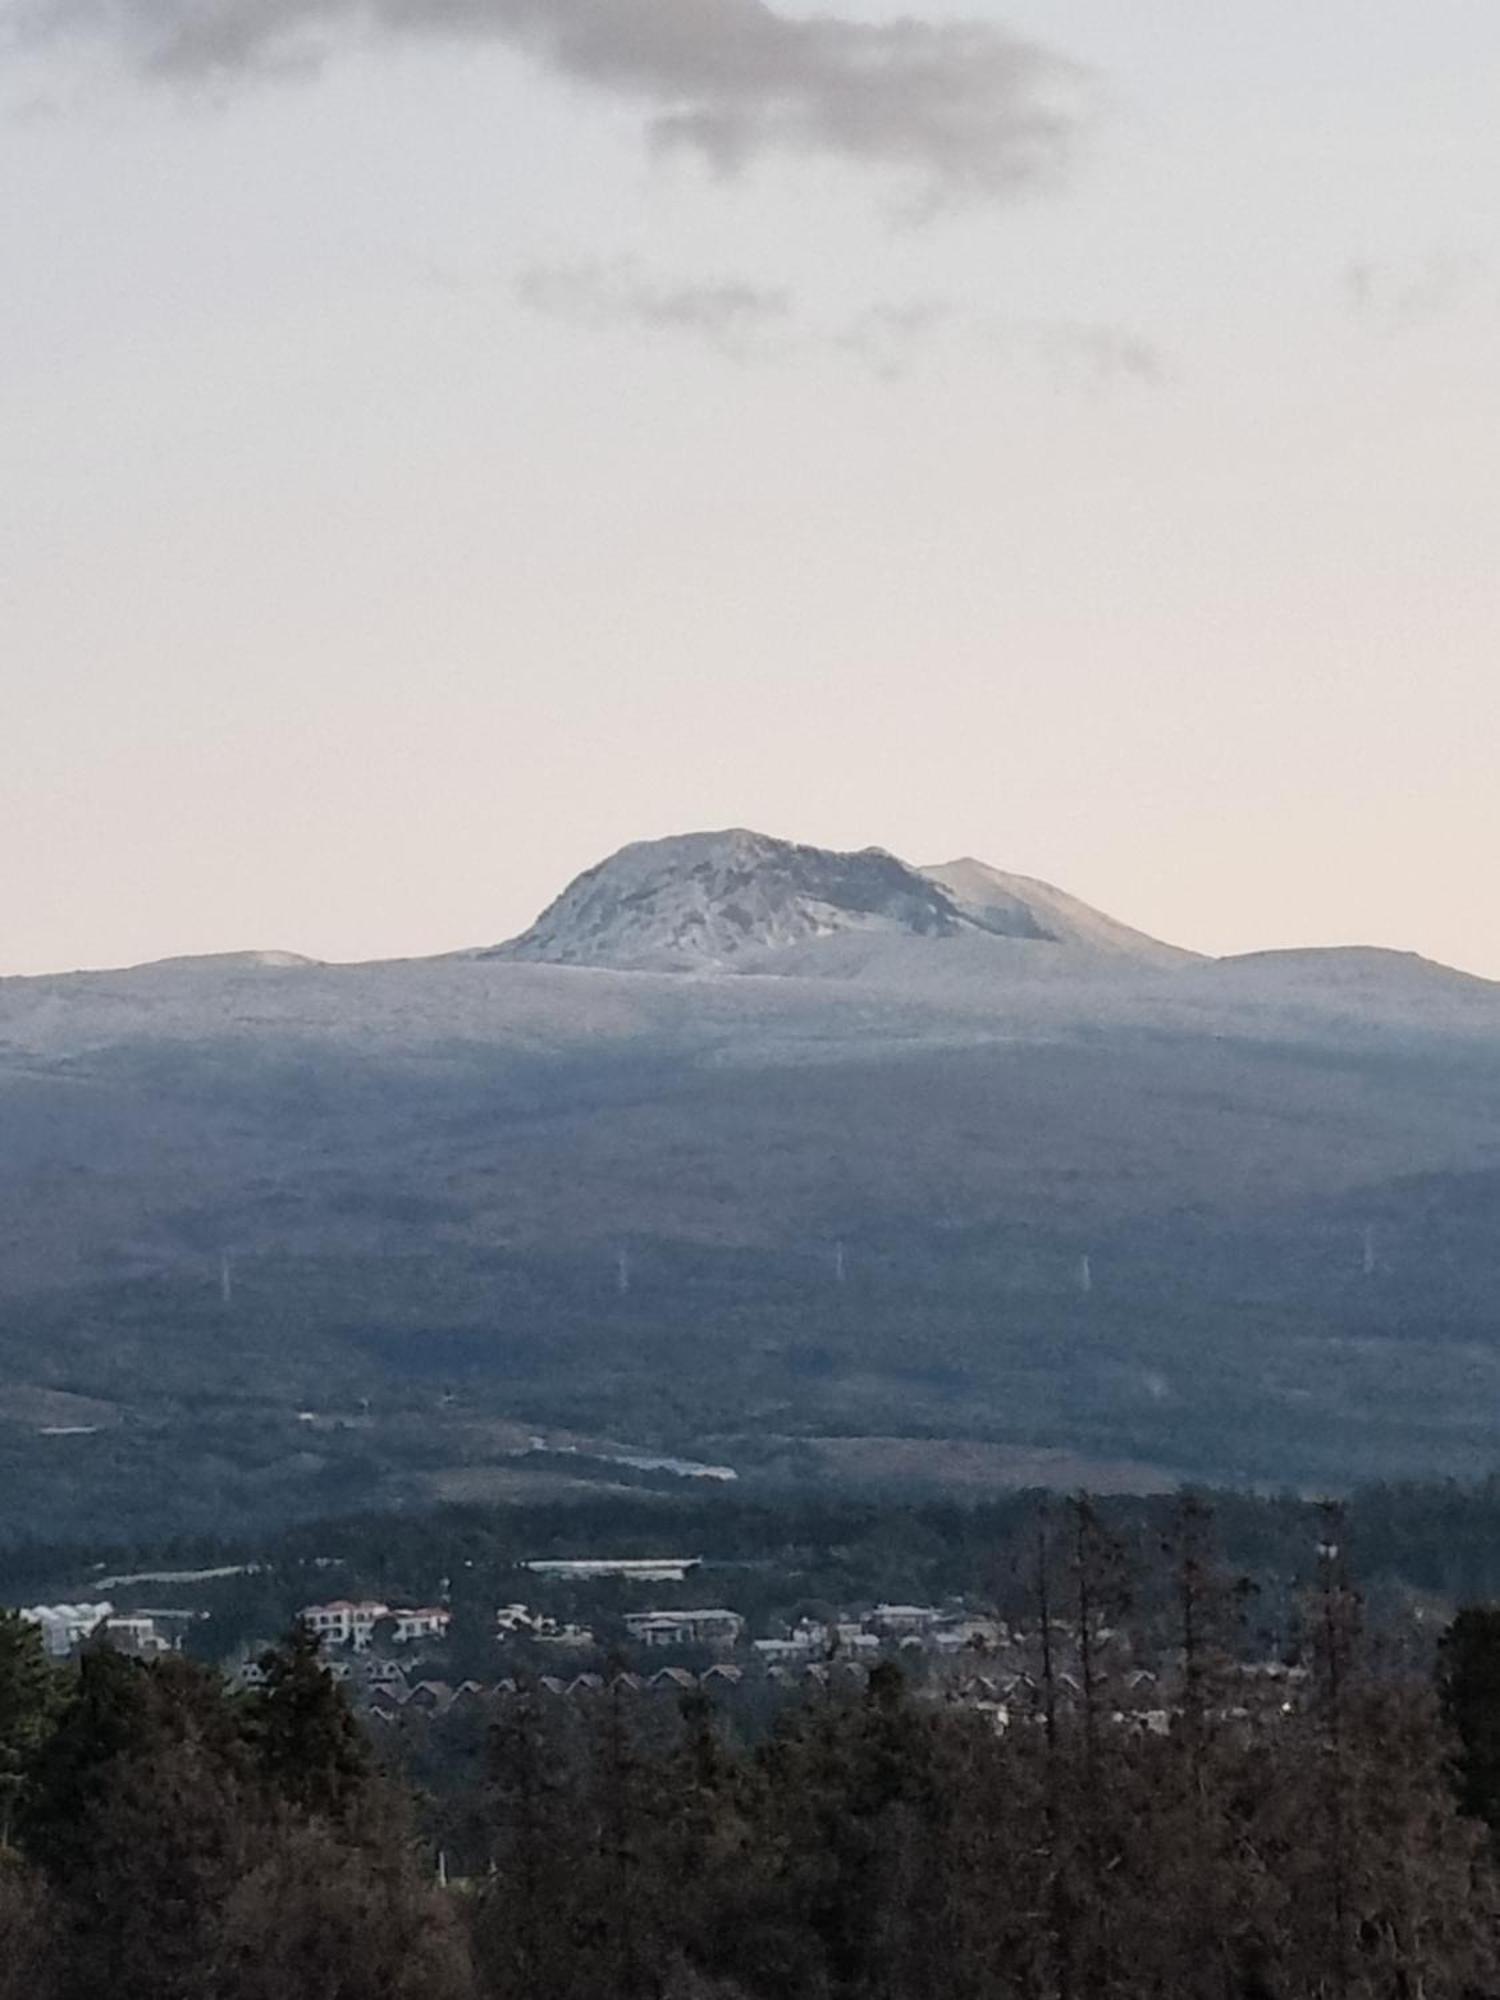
[3,830,1500,1539]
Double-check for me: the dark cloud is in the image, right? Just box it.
[516,259,791,354]
[22,0,1091,207]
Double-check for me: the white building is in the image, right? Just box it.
[623,1609,743,1651]
[102,1614,171,1657]
[754,1638,815,1663]
[392,1607,450,1644]
[868,1604,944,1637]
[21,1602,113,1658]
[300,1600,390,1650]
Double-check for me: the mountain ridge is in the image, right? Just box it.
[7,830,1491,987]
[486,827,1193,973]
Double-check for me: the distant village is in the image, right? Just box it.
[19,1551,1310,1734]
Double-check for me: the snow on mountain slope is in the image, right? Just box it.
[5,834,1493,1070]
[133,950,321,973]
[486,829,970,970]
[921,858,1196,967]
[1210,947,1495,994]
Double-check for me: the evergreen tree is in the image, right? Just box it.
[0,1609,59,1849]
[1436,1603,1500,1840]
[246,1621,372,1824]
[0,1855,55,2000]
[219,1813,477,2000]
[473,1690,596,2000]
[21,1652,254,2000]
[20,1644,154,1880]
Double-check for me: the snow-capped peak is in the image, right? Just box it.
[486,829,1195,973]
[486,829,967,970]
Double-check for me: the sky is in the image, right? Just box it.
[3,0,1498,977]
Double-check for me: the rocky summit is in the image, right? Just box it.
[486,828,1186,971]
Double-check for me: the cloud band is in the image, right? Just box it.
[23,0,1090,205]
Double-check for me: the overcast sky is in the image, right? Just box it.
[4,1,1498,976]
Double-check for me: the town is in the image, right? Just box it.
[18,1548,1312,1739]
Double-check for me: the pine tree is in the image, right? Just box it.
[21,1651,254,2000]
[245,1621,372,1824]
[474,1689,593,2000]
[218,1812,477,2000]
[0,1610,59,1850]
[1436,1603,1500,1841]
[0,1856,55,2000]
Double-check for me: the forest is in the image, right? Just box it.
[8,1501,1500,1998]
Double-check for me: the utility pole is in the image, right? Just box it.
[219,1253,233,1308]
[1077,1252,1093,1297]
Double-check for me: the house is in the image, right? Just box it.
[300,1601,390,1651]
[102,1614,171,1658]
[932,1617,1003,1653]
[955,1675,1001,1702]
[497,1604,595,1648]
[531,1619,596,1650]
[364,1657,409,1689]
[20,1603,113,1658]
[406,1680,455,1713]
[650,1667,698,1692]
[391,1606,450,1645]
[623,1609,744,1651]
[702,1663,743,1687]
[868,1605,944,1638]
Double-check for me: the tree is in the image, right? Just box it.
[245,1622,372,1824]
[218,1815,476,2000]
[473,1690,593,2000]
[0,1611,59,1849]
[21,1651,254,2000]
[1437,1603,1500,1840]
[0,1857,56,2000]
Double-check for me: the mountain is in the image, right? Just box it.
[4,828,1500,1545]
[921,857,1197,966]
[488,829,968,969]
[488,828,1190,972]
